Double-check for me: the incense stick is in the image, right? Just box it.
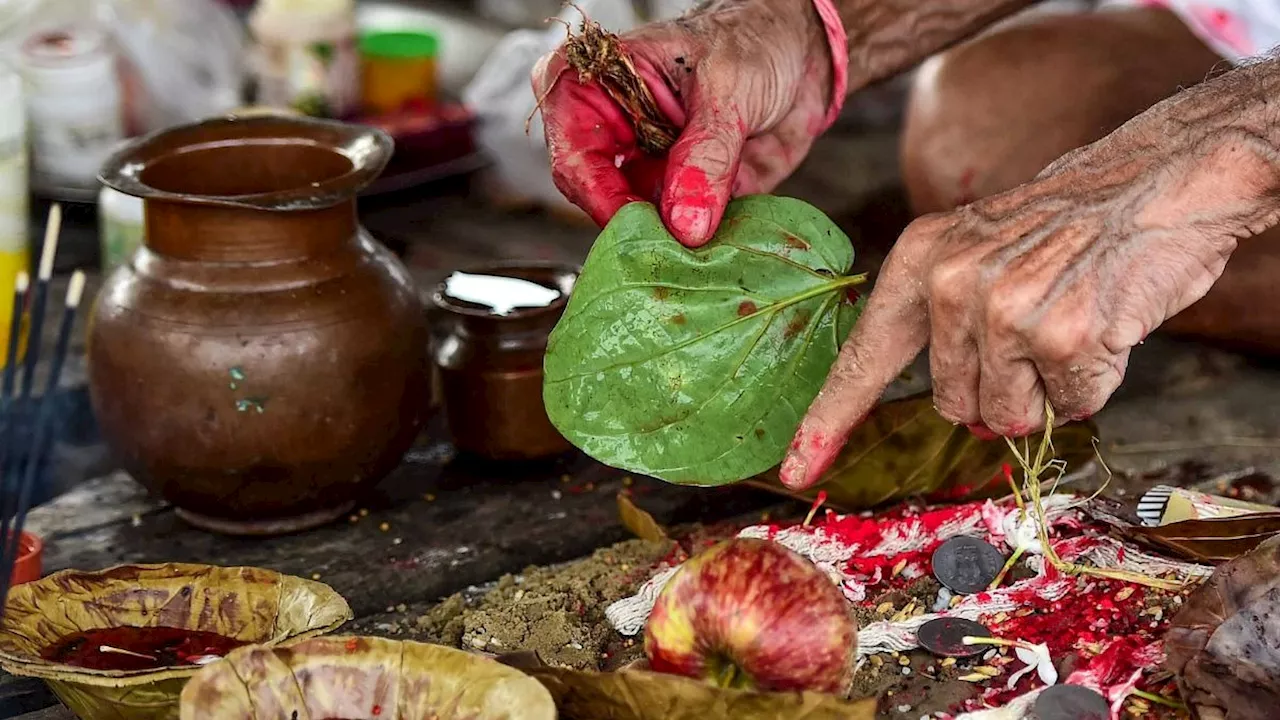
[0,269,83,619]
[2,271,27,402]
[0,272,28,533]
[19,204,61,399]
[0,205,60,546]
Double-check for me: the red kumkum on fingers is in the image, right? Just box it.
[541,60,646,224]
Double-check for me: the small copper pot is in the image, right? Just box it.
[89,115,431,535]
[429,263,576,461]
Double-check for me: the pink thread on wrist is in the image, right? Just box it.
[810,0,848,132]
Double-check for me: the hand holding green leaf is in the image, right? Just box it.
[543,196,865,485]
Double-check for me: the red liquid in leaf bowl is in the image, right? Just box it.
[42,626,248,671]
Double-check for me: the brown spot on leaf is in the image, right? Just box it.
[784,310,811,340]
[737,301,758,316]
[654,286,670,301]
[754,428,765,439]
[671,313,686,325]
[783,233,810,250]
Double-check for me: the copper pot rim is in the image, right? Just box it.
[97,114,394,212]
[429,260,581,320]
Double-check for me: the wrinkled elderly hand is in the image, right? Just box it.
[531,0,833,247]
[779,60,1280,488]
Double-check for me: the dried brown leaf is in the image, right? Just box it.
[526,664,876,720]
[1167,535,1280,719]
[748,393,1098,511]
[617,492,669,542]
[182,636,555,720]
[1087,499,1280,563]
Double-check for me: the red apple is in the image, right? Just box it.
[643,537,857,693]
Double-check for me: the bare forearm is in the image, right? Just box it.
[834,0,1039,88]
[1149,56,1280,237]
[1045,55,1280,245]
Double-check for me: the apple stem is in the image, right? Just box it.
[714,661,740,688]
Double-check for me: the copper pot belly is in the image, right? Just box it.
[88,115,430,535]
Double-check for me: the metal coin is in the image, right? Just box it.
[932,536,1007,595]
[1033,684,1109,720]
[916,617,992,657]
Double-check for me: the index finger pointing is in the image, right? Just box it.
[779,242,931,490]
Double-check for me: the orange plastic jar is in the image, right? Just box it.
[359,31,438,115]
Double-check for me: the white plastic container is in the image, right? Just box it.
[0,65,27,257]
[98,185,144,273]
[19,26,125,195]
[249,0,359,117]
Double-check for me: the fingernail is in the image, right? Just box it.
[1005,423,1032,437]
[966,423,998,441]
[667,203,713,246]
[779,452,808,490]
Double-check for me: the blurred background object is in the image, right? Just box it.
[0,63,27,365]
[248,0,359,117]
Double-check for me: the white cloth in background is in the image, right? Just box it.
[463,0,698,213]
[1103,0,1280,62]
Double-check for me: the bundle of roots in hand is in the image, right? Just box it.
[535,13,679,155]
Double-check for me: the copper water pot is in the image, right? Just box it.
[88,115,430,535]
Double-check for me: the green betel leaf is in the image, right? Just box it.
[544,196,865,485]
